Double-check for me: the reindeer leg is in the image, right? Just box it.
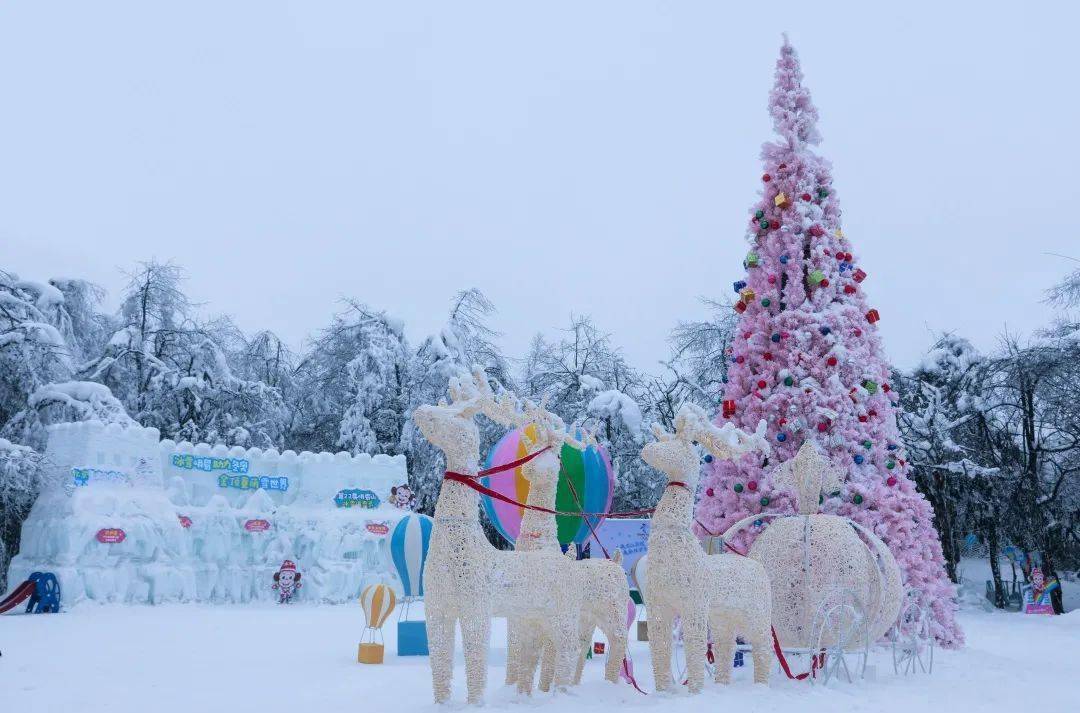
[603,605,627,684]
[460,609,492,705]
[751,622,772,685]
[709,610,736,685]
[505,618,519,686]
[648,604,674,692]
[427,609,456,704]
[684,609,708,694]
[538,633,556,692]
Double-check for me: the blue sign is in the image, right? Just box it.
[71,467,129,487]
[217,474,289,491]
[172,454,249,474]
[334,489,380,509]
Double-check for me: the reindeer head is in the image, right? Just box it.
[640,418,700,481]
[411,371,484,456]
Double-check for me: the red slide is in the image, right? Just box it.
[0,580,35,614]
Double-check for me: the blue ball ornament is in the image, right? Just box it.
[776,432,787,442]
[854,454,865,465]
[771,333,781,343]
[819,326,831,336]
[780,254,790,265]
[703,454,714,463]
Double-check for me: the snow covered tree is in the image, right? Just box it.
[521,315,657,511]
[694,39,962,645]
[0,437,44,589]
[288,301,410,456]
[83,261,285,446]
[895,335,996,581]
[0,270,76,439]
[401,289,514,514]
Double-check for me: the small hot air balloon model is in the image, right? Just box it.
[389,513,434,655]
[631,553,649,641]
[358,583,397,664]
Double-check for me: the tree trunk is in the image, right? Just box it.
[986,522,1006,609]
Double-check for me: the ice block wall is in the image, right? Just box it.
[8,421,411,605]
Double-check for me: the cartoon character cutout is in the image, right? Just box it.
[390,484,416,510]
[272,560,302,604]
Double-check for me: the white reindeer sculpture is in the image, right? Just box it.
[642,404,774,692]
[412,372,584,705]
[480,390,629,694]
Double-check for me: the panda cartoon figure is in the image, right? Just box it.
[272,560,302,604]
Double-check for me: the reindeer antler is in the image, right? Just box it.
[676,404,771,461]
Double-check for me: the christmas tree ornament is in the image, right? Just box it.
[819,326,831,335]
[808,225,825,238]
[759,218,770,229]
[809,270,826,285]
[854,454,864,464]
[820,278,830,288]
[783,375,794,386]
[801,192,812,201]
[771,332,781,343]
[774,192,790,209]
[704,454,714,463]
[886,477,897,487]
[754,209,765,220]
[853,268,867,283]
[779,254,790,264]
[844,285,857,294]
[826,356,838,367]
[741,288,756,302]
[761,298,772,307]
[764,352,774,361]
[746,252,761,267]
[733,280,747,293]
[776,432,787,442]
[759,496,771,506]
[866,309,881,324]
[733,483,744,493]
[762,173,772,182]
[723,400,737,418]
[735,301,747,314]
[817,187,829,199]
[852,493,864,505]
[862,379,879,394]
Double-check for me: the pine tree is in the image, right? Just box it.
[695,38,963,646]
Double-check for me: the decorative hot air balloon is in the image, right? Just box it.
[358,583,397,664]
[390,513,433,599]
[361,583,397,629]
[481,425,614,546]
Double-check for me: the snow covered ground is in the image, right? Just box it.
[2,598,1077,712]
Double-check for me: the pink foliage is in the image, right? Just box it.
[695,38,963,647]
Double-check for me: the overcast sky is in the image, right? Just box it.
[2,2,1077,373]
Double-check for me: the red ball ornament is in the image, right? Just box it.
[886,476,898,487]
[858,415,868,423]
[762,173,772,182]
[778,163,787,170]
[757,380,767,389]
[854,328,863,337]
[735,355,745,364]
[768,274,777,284]
[743,331,752,339]
[835,253,845,262]
[763,352,773,361]
[778,418,788,426]
[769,219,780,230]
[844,252,853,261]
[735,301,747,313]
[801,192,812,201]
[706,488,715,497]
[747,480,759,492]
[817,422,829,432]
[826,356,838,367]
[808,225,825,237]
[882,383,891,393]
[844,285,857,294]
[820,278,830,288]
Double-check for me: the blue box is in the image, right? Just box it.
[397,620,429,656]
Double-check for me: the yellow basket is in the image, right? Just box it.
[358,642,385,664]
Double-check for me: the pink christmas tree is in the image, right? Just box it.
[695,38,962,647]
